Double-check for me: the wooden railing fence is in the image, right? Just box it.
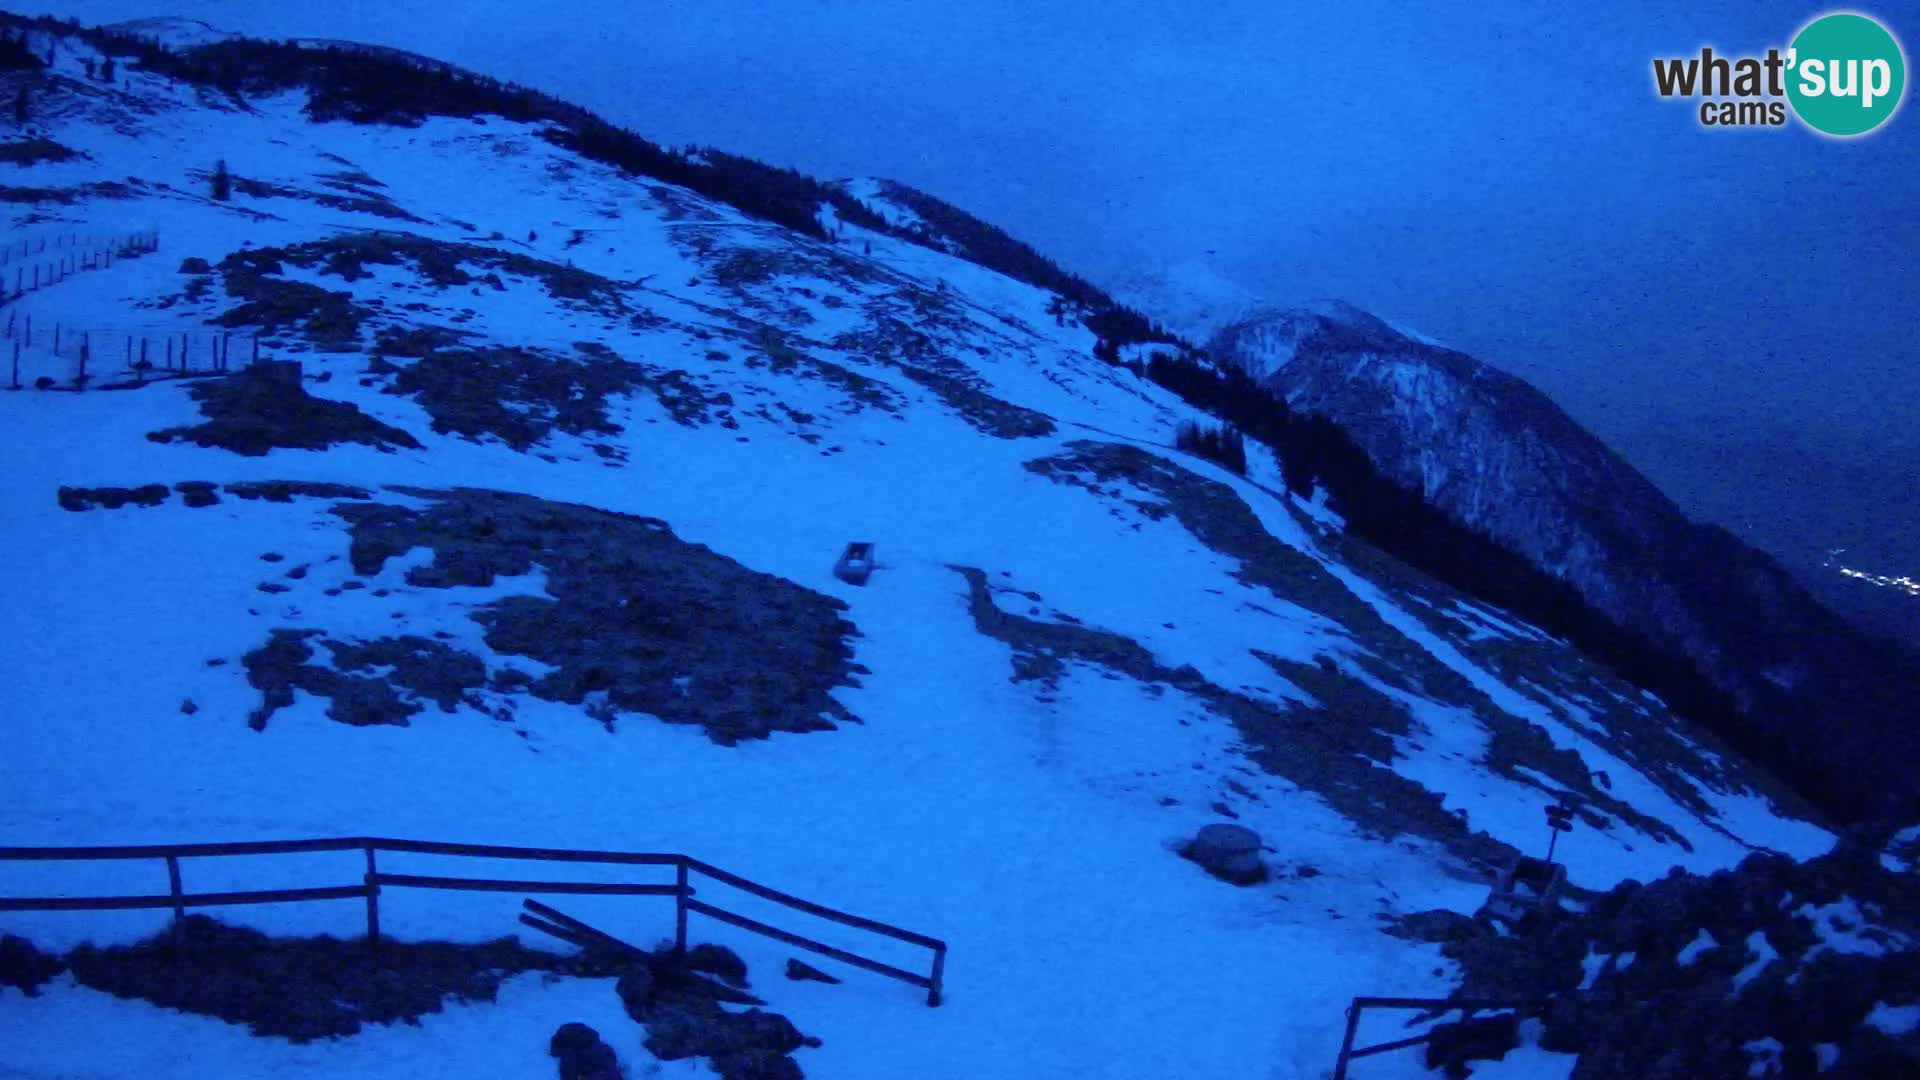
[1331,996,1534,1080]
[0,836,947,1006]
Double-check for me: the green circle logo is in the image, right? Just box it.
[1787,12,1907,136]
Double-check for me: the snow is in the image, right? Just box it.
[1677,928,1719,966]
[1744,1037,1785,1078]
[1795,897,1908,966]
[0,39,1847,1080]
[0,972,714,1080]
[1731,932,1778,993]
[1865,1001,1920,1037]
[1578,944,1611,991]
[1883,823,1920,873]
[1312,559,1832,888]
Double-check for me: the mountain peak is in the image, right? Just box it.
[1208,298,1424,382]
[102,16,240,50]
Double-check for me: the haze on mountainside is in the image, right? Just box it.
[17,0,1920,649]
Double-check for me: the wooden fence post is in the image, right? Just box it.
[675,859,689,953]
[77,334,87,387]
[165,854,186,949]
[10,340,19,389]
[928,944,946,1007]
[166,337,173,369]
[363,845,381,947]
[1332,1001,1364,1080]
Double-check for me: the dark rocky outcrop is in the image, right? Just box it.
[241,629,487,730]
[1398,838,1920,1079]
[64,916,563,1041]
[330,488,861,743]
[614,950,818,1080]
[0,934,63,996]
[147,367,421,456]
[549,1022,621,1080]
[1426,1012,1520,1079]
[56,483,171,511]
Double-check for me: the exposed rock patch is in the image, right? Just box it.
[1400,841,1920,1079]
[147,368,421,456]
[65,916,565,1041]
[214,251,373,351]
[550,1022,621,1080]
[55,479,371,512]
[0,935,62,996]
[241,629,487,730]
[225,480,373,503]
[377,342,649,451]
[57,483,170,512]
[0,136,82,166]
[321,488,861,743]
[225,233,629,315]
[614,945,820,1080]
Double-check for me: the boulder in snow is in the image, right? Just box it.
[1183,823,1266,885]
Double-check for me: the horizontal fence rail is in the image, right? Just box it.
[0,837,947,1006]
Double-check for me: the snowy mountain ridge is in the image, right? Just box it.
[1208,301,1920,826]
[0,16,1912,1080]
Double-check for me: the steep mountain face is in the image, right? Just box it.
[1210,302,1920,822]
[0,15,1910,1079]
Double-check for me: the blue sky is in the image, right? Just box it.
[26,0,1920,629]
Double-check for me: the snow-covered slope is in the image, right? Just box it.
[1102,259,1266,345]
[1208,301,1920,827]
[0,26,1853,1080]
